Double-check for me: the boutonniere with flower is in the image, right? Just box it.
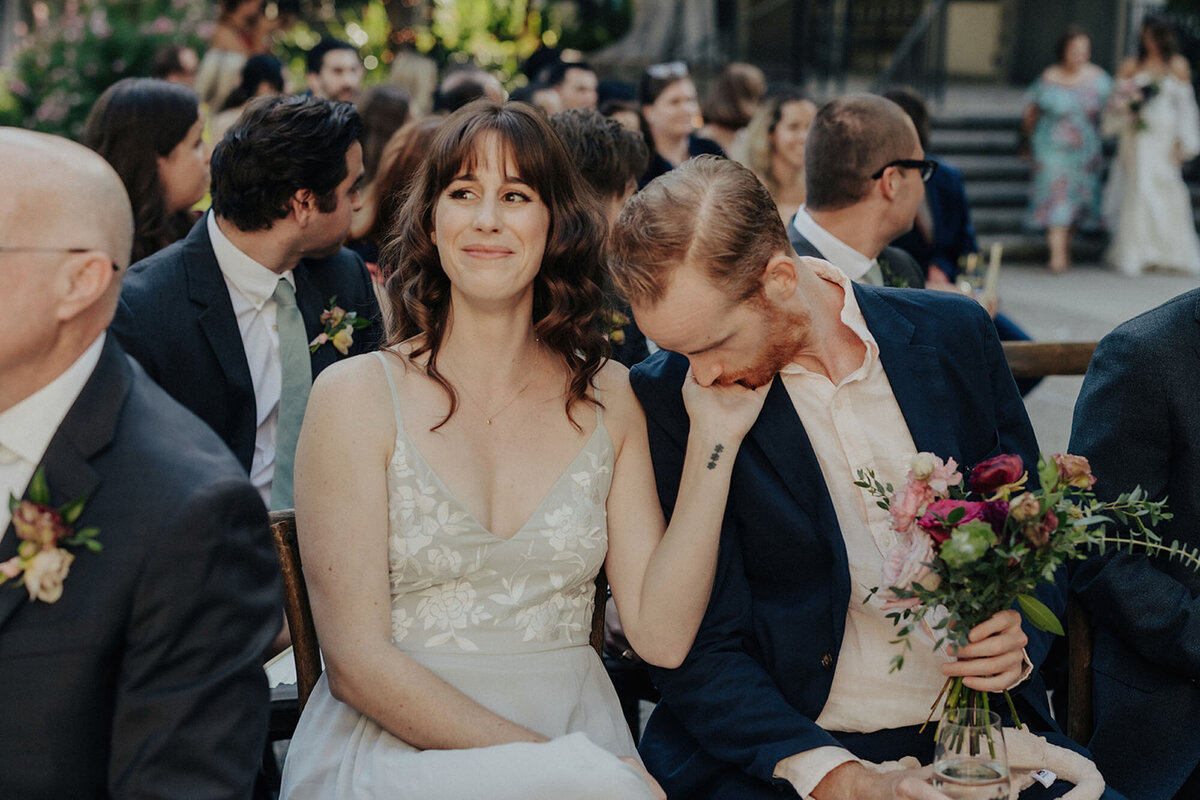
[1,467,101,603]
[309,295,372,355]
[603,309,631,346]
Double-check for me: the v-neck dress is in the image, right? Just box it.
[280,352,652,799]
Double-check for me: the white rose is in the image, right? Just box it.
[909,452,937,481]
[24,547,74,603]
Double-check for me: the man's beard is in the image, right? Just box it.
[716,302,809,389]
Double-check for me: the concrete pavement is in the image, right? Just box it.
[997,261,1198,454]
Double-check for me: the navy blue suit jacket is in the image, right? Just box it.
[1068,288,1200,799]
[631,285,1059,796]
[110,215,382,474]
[0,336,280,798]
[891,154,979,282]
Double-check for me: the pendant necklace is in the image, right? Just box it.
[447,350,539,426]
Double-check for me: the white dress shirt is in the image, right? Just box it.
[791,207,882,285]
[207,212,295,506]
[0,334,105,539]
[771,262,1030,797]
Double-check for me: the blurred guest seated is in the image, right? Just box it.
[0,127,279,800]
[211,53,286,141]
[434,66,506,113]
[83,78,210,263]
[196,0,272,111]
[788,94,926,288]
[306,38,365,104]
[738,88,817,224]
[1069,287,1200,800]
[509,81,563,115]
[548,59,599,111]
[698,62,766,155]
[638,61,723,187]
[152,43,199,87]
[357,85,412,188]
[548,108,649,364]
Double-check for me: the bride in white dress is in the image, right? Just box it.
[279,100,767,799]
[1103,17,1200,277]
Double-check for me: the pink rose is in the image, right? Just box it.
[1053,453,1096,490]
[907,453,962,494]
[968,454,1025,496]
[309,332,329,348]
[880,532,940,610]
[0,557,22,579]
[918,499,986,545]
[890,481,935,535]
[23,548,74,603]
[1009,492,1041,523]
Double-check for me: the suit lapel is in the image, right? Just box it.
[184,216,256,407]
[0,337,126,633]
[787,227,824,260]
[855,284,962,461]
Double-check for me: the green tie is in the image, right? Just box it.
[271,278,311,510]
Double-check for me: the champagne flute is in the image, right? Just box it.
[932,708,1009,800]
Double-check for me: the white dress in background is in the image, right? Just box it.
[280,352,654,800]
[1103,72,1200,276]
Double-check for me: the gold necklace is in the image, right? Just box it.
[446,352,540,426]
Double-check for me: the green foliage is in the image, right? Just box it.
[7,0,210,139]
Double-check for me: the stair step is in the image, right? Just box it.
[941,154,1030,181]
[929,128,1021,155]
[933,114,1023,131]
[963,181,1029,208]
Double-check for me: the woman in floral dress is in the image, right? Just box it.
[1022,26,1113,272]
[279,100,767,799]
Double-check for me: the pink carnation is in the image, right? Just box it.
[890,480,935,535]
[880,532,939,610]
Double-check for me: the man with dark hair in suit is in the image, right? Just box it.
[789,94,928,289]
[112,95,382,512]
[548,60,599,110]
[609,156,1115,799]
[0,128,279,798]
[1068,287,1200,800]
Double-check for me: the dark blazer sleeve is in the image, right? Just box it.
[1068,323,1200,679]
[632,358,841,785]
[108,477,280,799]
[109,294,158,382]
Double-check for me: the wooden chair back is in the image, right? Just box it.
[268,508,610,715]
[1000,339,1097,745]
[269,509,322,714]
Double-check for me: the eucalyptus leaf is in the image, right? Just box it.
[1016,593,1064,636]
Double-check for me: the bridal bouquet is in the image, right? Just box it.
[1113,78,1162,131]
[855,452,1196,726]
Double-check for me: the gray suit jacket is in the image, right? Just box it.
[1069,288,1200,799]
[788,226,926,289]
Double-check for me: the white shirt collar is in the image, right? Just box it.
[791,206,876,282]
[778,261,878,379]
[0,333,106,465]
[207,212,295,308]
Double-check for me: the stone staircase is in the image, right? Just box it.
[929,112,1200,264]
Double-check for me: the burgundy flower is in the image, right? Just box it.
[981,500,1011,541]
[917,499,986,545]
[968,454,1025,496]
[11,501,67,548]
[1023,509,1059,548]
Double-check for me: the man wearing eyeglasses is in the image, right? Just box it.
[788,94,931,290]
[0,129,279,798]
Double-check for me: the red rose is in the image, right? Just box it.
[968,455,1025,496]
[917,499,986,545]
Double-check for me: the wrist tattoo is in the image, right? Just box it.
[706,443,725,470]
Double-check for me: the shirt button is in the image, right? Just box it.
[820,652,834,669]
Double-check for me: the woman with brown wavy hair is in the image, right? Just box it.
[280,99,766,799]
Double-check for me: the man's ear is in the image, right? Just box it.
[878,167,901,202]
[305,73,320,95]
[290,189,316,227]
[761,252,798,301]
[55,252,117,322]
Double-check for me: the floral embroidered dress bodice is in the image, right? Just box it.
[380,352,613,655]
